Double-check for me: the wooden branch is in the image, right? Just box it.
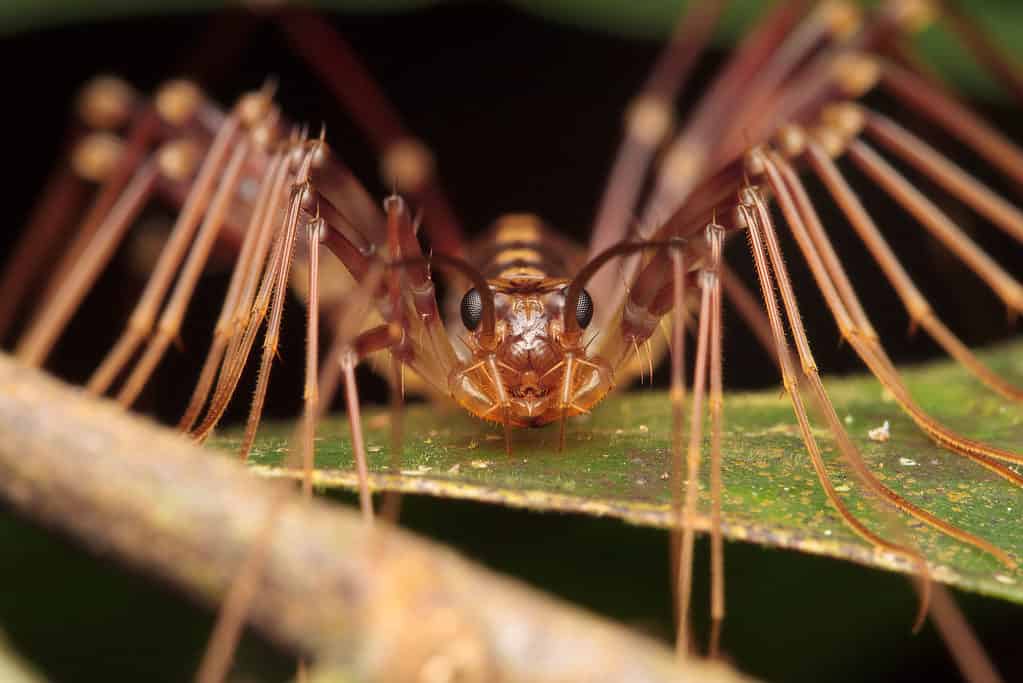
[0,633,45,683]
[0,355,755,683]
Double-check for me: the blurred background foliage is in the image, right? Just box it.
[3,1,1023,99]
[1,1,1022,681]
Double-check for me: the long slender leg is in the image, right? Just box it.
[802,133,1023,402]
[727,0,997,168]
[295,193,321,683]
[773,144,1023,474]
[928,582,1006,683]
[755,153,1017,562]
[321,267,397,524]
[382,199,461,390]
[191,162,299,442]
[846,139,1023,316]
[313,263,387,426]
[0,132,100,341]
[190,142,299,438]
[314,332,345,424]
[744,194,1012,683]
[706,225,726,659]
[609,2,826,328]
[277,10,465,257]
[937,1,1023,105]
[676,257,711,660]
[752,158,1012,682]
[224,143,399,464]
[714,1,862,165]
[879,60,1023,190]
[586,0,724,319]
[198,131,313,675]
[191,223,284,440]
[2,72,141,328]
[379,355,405,523]
[308,156,385,247]
[15,154,163,366]
[34,109,163,300]
[300,218,323,499]
[645,0,815,216]
[379,195,411,523]
[87,105,246,396]
[667,247,686,649]
[178,150,287,431]
[14,85,215,365]
[341,349,374,524]
[194,164,325,683]
[861,107,1023,244]
[740,194,934,629]
[719,262,779,368]
[194,487,286,683]
[116,137,254,408]
[237,168,311,461]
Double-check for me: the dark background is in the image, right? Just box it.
[0,3,1022,682]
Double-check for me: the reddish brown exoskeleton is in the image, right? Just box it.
[5,2,1023,680]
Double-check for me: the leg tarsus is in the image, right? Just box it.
[755,157,1017,567]
[380,356,405,524]
[300,218,323,499]
[707,227,726,659]
[341,351,374,523]
[676,261,714,660]
[740,190,936,628]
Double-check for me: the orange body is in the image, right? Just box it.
[447,214,613,426]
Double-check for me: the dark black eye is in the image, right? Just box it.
[575,288,594,329]
[460,288,483,330]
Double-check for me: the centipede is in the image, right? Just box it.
[3,1,1023,681]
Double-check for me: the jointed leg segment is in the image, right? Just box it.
[674,224,726,660]
[9,7,1023,677]
[86,104,249,398]
[754,151,1017,566]
[739,191,935,628]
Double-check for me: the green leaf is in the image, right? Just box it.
[3,2,1022,97]
[214,339,1023,604]
[507,0,1023,100]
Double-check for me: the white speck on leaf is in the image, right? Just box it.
[868,420,890,442]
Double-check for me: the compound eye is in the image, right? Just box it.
[575,288,594,329]
[460,288,483,330]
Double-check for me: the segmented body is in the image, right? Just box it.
[453,214,597,426]
[4,1,1023,679]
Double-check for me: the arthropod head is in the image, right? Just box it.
[449,273,612,427]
